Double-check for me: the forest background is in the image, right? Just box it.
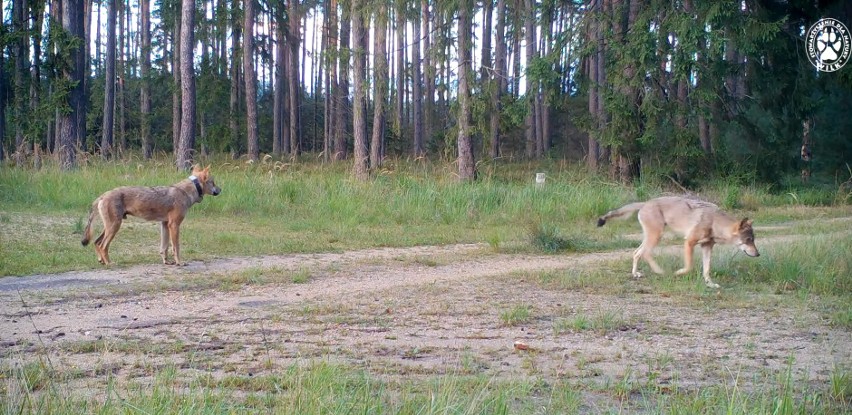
[0,0,850,185]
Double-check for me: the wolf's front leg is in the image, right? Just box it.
[160,221,175,265]
[700,243,720,288]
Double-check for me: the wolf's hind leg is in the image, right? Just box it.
[675,240,697,276]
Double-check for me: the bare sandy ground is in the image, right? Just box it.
[1,237,849,409]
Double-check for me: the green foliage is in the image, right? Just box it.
[499,305,532,326]
[527,221,574,253]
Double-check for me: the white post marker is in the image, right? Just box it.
[535,172,546,188]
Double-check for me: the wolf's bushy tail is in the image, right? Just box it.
[597,202,645,227]
[81,199,99,246]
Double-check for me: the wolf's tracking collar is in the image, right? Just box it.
[188,175,203,197]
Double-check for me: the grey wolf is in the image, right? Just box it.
[597,196,759,288]
[82,165,221,265]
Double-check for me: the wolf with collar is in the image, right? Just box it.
[82,165,221,265]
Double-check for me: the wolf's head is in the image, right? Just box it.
[733,218,759,257]
[192,165,222,197]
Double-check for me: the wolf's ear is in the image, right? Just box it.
[739,218,753,228]
[191,164,201,173]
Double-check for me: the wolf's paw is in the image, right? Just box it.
[163,259,176,265]
[705,281,720,289]
[817,28,841,62]
[674,268,690,276]
[632,271,644,278]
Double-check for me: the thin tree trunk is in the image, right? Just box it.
[80,0,91,150]
[172,1,181,153]
[244,0,259,161]
[49,0,62,155]
[229,0,242,156]
[13,0,29,163]
[118,0,127,154]
[324,0,337,161]
[539,4,552,154]
[511,1,521,97]
[273,4,285,156]
[0,25,6,161]
[370,2,388,168]
[176,0,196,170]
[59,0,84,170]
[95,0,101,75]
[101,0,116,159]
[422,0,433,153]
[351,0,368,179]
[490,0,506,158]
[524,0,537,158]
[30,1,44,155]
[412,7,423,157]
[481,0,492,83]
[140,0,152,158]
[217,0,226,74]
[288,0,301,155]
[394,2,404,139]
[457,0,475,181]
[312,8,322,153]
[334,6,350,161]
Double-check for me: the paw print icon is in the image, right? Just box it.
[807,18,850,72]
[817,27,842,62]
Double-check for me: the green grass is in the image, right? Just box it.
[1,155,849,276]
[553,310,631,335]
[499,304,533,326]
[2,358,848,414]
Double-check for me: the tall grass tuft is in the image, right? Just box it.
[528,222,574,253]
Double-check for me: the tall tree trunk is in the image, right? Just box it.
[30,0,44,154]
[80,0,91,150]
[610,0,641,183]
[101,0,116,159]
[13,0,30,163]
[422,0,433,153]
[0,29,6,161]
[523,0,537,158]
[324,0,337,161]
[244,0,259,161]
[95,0,101,76]
[229,0,242,156]
[586,0,606,170]
[288,0,301,155]
[273,4,285,157]
[59,0,85,170]
[370,2,388,168]
[412,6,424,157]
[457,0,475,181]
[481,0,493,83]
[117,0,127,154]
[394,1,405,139]
[312,9,322,153]
[334,5,350,161]
[140,0,152,158]
[490,0,506,158]
[539,3,552,155]
[351,0,368,179]
[49,0,62,154]
[176,0,196,170]
[172,1,182,153]
[511,1,521,97]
